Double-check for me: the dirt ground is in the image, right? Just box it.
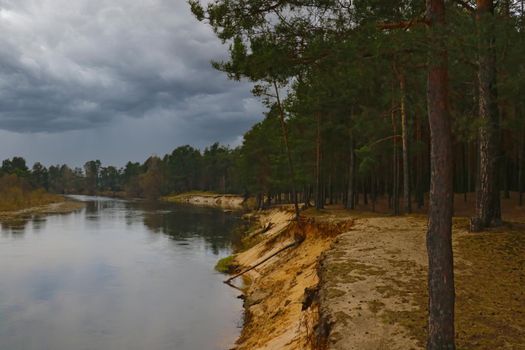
[230,193,524,350]
[317,194,525,350]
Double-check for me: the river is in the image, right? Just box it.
[0,196,243,350]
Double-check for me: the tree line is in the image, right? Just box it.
[0,144,241,200]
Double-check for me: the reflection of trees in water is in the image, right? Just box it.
[0,214,47,236]
[141,203,242,255]
[1,197,243,254]
[85,200,120,216]
[0,219,30,235]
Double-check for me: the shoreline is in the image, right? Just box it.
[163,192,253,210]
[0,199,86,222]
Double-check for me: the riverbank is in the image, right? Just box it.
[226,208,352,349]
[0,199,86,222]
[163,192,253,210]
[224,203,524,349]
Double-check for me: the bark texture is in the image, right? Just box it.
[400,72,412,213]
[426,0,456,349]
[474,0,501,230]
[346,134,355,209]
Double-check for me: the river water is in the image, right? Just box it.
[0,196,243,350]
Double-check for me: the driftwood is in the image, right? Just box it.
[224,240,299,284]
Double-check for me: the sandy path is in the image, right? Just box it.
[318,216,428,350]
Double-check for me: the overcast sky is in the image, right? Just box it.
[0,0,263,167]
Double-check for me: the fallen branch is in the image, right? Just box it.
[224,240,299,284]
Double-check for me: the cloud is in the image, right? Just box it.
[0,0,262,137]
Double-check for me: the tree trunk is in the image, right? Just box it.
[315,112,324,209]
[392,106,400,215]
[273,81,301,221]
[474,0,501,229]
[328,173,334,205]
[346,133,355,209]
[425,1,456,349]
[399,71,412,213]
[463,142,468,202]
[503,156,510,199]
[518,126,525,207]
[416,112,425,208]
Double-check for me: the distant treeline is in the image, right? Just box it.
[0,144,244,200]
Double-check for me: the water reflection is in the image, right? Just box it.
[0,196,243,350]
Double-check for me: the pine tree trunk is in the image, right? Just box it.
[392,107,400,215]
[518,126,525,207]
[426,1,456,348]
[416,113,425,208]
[273,81,301,221]
[474,0,501,229]
[372,174,377,212]
[463,142,468,202]
[504,156,510,199]
[364,179,368,205]
[315,112,324,209]
[346,133,355,209]
[328,173,333,205]
[399,72,412,213]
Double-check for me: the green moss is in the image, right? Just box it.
[215,255,238,273]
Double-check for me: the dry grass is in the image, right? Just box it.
[0,175,62,212]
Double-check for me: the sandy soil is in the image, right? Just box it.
[317,215,429,350]
[317,213,525,350]
[230,209,353,350]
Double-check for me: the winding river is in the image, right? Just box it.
[0,196,243,350]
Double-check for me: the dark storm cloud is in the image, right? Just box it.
[0,0,261,136]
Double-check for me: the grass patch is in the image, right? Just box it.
[215,255,238,273]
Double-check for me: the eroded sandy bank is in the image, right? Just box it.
[229,208,352,350]
[163,192,250,210]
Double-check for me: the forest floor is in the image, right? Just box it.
[0,199,86,223]
[229,193,525,350]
